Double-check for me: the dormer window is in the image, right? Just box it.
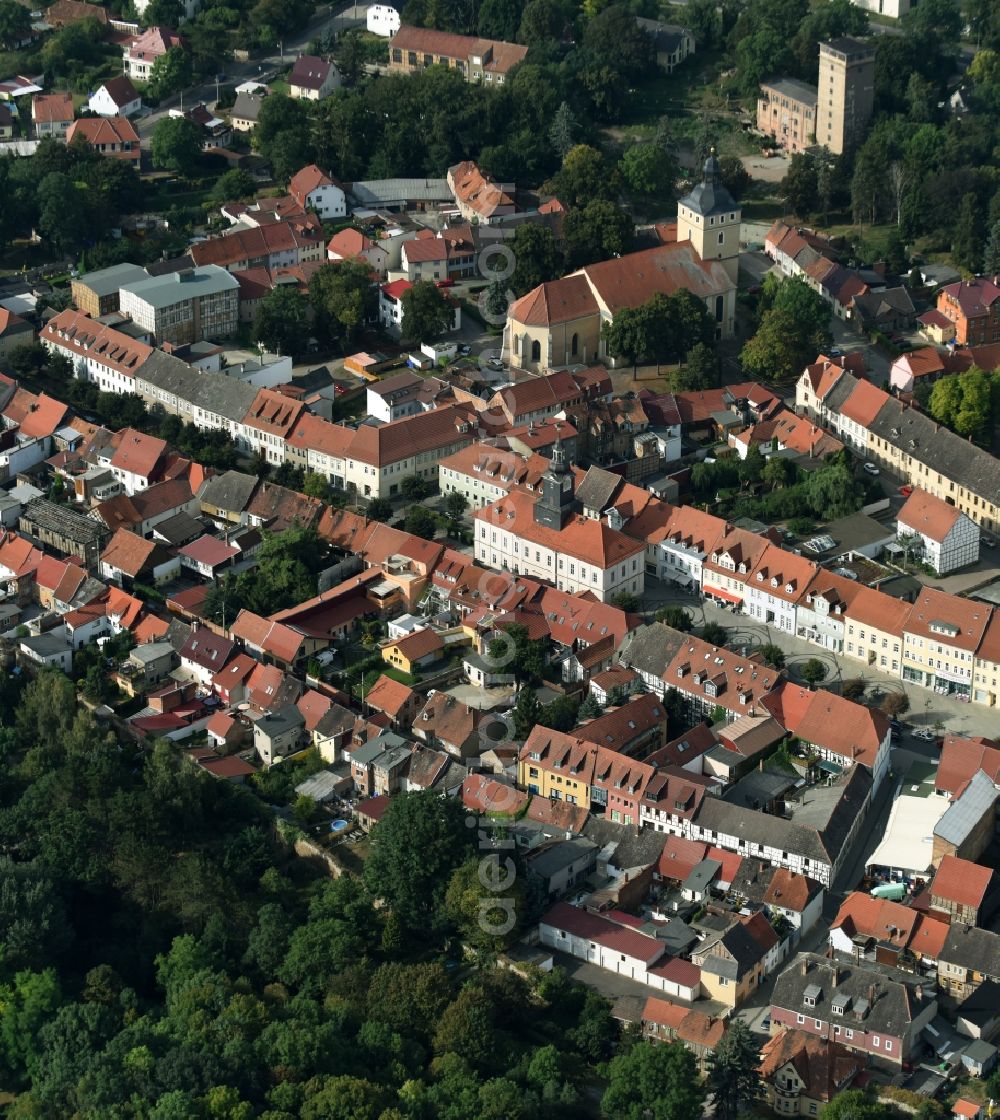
[757,572,764,582]
[770,577,778,588]
[785,583,793,594]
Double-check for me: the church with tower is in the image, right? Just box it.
[504,153,741,374]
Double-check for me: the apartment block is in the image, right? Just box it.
[118,266,240,345]
[756,78,817,153]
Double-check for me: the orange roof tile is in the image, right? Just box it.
[897,487,965,543]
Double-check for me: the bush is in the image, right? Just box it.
[841,678,866,701]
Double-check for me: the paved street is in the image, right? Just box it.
[642,577,999,739]
[137,1,366,145]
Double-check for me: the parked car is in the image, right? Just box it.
[458,344,471,356]
[982,535,996,548]
[899,485,913,496]
[863,462,880,476]
[912,728,937,741]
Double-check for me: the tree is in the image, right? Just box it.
[741,307,830,383]
[655,605,692,631]
[563,199,633,268]
[709,1022,760,1120]
[610,591,640,612]
[519,0,573,43]
[800,658,827,686]
[842,678,866,701]
[403,506,437,540]
[150,116,202,176]
[821,1090,891,1120]
[881,692,910,717]
[401,281,454,344]
[253,94,313,180]
[577,693,603,720]
[674,342,718,391]
[400,475,431,501]
[601,1040,705,1120]
[540,693,581,732]
[366,497,393,521]
[511,687,543,739]
[765,275,831,341]
[490,622,547,683]
[141,0,185,25]
[36,173,88,255]
[147,46,193,100]
[363,791,475,933]
[213,168,257,204]
[759,643,786,670]
[510,224,562,296]
[953,192,984,273]
[985,220,1000,274]
[445,856,527,952]
[254,286,311,357]
[542,144,613,208]
[782,152,818,215]
[444,491,468,523]
[0,0,30,48]
[701,621,728,646]
[620,143,679,209]
[310,261,375,346]
[548,100,578,161]
[904,0,962,40]
[602,306,649,374]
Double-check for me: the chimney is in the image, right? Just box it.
[800,958,809,977]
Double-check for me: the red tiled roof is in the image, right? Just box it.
[32,92,73,123]
[931,854,993,910]
[101,528,156,578]
[179,535,239,568]
[66,115,140,148]
[385,626,443,661]
[462,774,528,815]
[762,681,888,769]
[109,428,166,479]
[898,487,965,543]
[658,834,709,881]
[288,55,333,91]
[476,490,644,571]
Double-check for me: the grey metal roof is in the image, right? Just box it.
[934,770,1000,847]
[20,632,71,656]
[526,836,598,879]
[349,179,451,206]
[760,77,818,107]
[77,262,149,298]
[129,641,175,665]
[295,770,342,801]
[120,265,238,309]
[682,857,721,893]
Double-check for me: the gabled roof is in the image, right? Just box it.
[32,92,73,123]
[903,587,990,653]
[109,427,166,479]
[366,673,417,718]
[179,627,235,671]
[288,54,333,90]
[931,854,994,911]
[93,75,139,108]
[66,115,140,148]
[289,163,336,204]
[101,528,158,578]
[897,487,967,543]
[508,274,599,327]
[762,681,889,770]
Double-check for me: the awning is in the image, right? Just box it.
[818,760,843,775]
[705,586,741,605]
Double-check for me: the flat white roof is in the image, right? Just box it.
[867,791,950,877]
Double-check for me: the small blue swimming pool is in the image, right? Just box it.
[330,819,349,833]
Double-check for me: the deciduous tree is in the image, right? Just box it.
[602,1039,705,1120]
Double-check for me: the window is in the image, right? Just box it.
[796,1014,804,1024]
[531,340,541,362]
[872,1036,880,1048]
[571,332,578,356]
[885,1040,892,1052]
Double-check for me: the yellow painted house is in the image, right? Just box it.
[518,726,597,811]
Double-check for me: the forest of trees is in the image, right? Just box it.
[0,669,773,1118]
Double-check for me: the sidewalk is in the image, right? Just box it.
[641,578,998,740]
